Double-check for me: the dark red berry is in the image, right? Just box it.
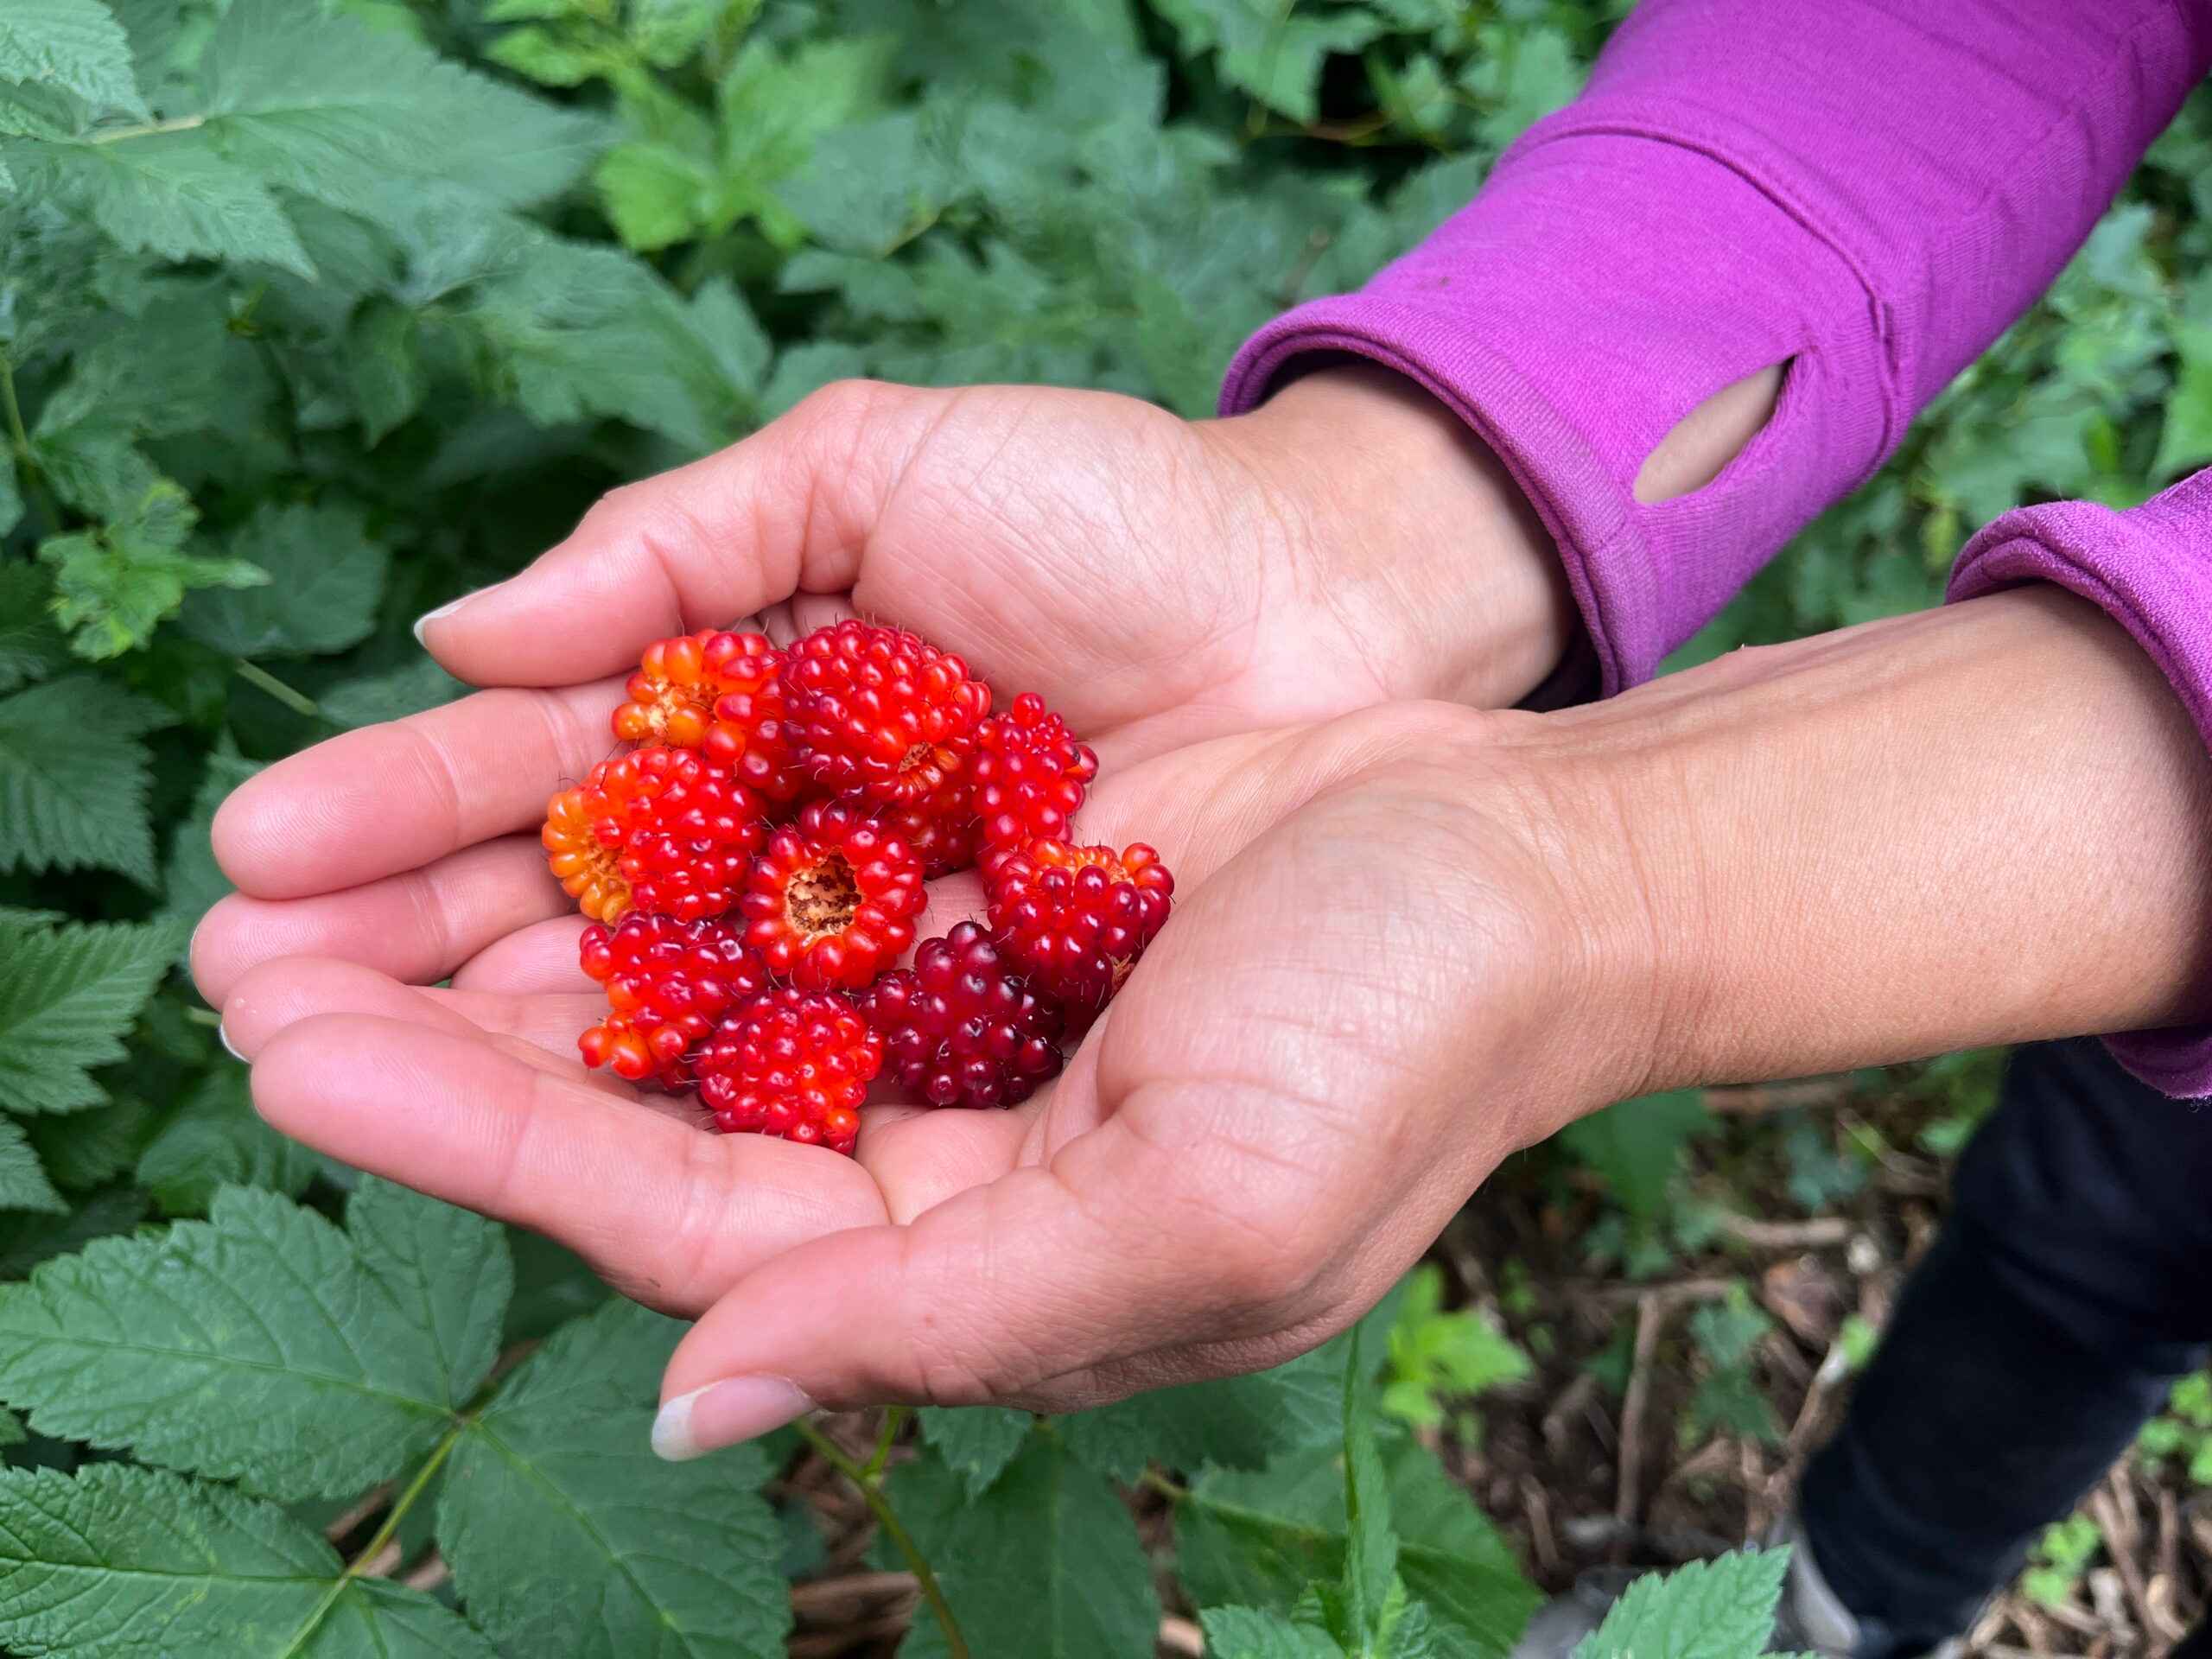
[694,988,883,1154]
[971,693,1097,855]
[741,802,925,989]
[576,913,766,1084]
[782,620,991,804]
[986,838,1174,1006]
[861,922,1065,1109]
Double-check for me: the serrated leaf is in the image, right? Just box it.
[0,567,69,694]
[0,1179,510,1499]
[0,1186,143,1277]
[1203,1605,1346,1658]
[346,296,423,443]
[136,1068,317,1215]
[1557,1090,1712,1223]
[199,0,605,218]
[2,130,314,277]
[884,1435,1160,1659]
[39,475,267,659]
[0,676,165,881]
[1571,1550,1789,1659]
[1153,0,1382,122]
[1341,1326,1396,1643]
[438,1298,790,1659]
[0,1463,499,1657]
[0,1121,64,1214]
[1063,1344,1344,1481]
[0,0,145,118]
[0,916,175,1113]
[179,501,388,658]
[916,1405,1032,1497]
[1179,1435,1538,1659]
[596,138,708,251]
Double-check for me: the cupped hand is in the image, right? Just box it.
[218,698,1649,1454]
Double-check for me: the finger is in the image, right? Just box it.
[449,915,595,995]
[221,956,609,1069]
[213,678,626,900]
[191,836,566,1007]
[251,1014,887,1312]
[417,382,944,686]
[648,1096,1335,1452]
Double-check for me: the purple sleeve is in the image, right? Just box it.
[1948,472,2212,1097]
[1220,0,2211,696]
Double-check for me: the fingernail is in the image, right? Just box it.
[652,1376,813,1461]
[218,1020,245,1064]
[411,584,497,647]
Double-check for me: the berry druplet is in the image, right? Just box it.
[782,620,991,804]
[971,692,1098,855]
[985,838,1174,1006]
[694,988,883,1154]
[740,799,925,988]
[576,912,766,1084]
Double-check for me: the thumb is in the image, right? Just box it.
[416,380,941,687]
[646,1107,1313,1457]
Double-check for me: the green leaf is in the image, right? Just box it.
[885,1435,1161,1659]
[1571,1550,1790,1659]
[0,1463,499,1657]
[0,0,145,118]
[0,566,70,694]
[1179,1435,1537,1659]
[1340,1325,1396,1644]
[0,1179,510,1499]
[1557,1090,1713,1222]
[1153,0,1382,122]
[596,138,708,251]
[1,130,315,277]
[39,476,267,659]
[1063,1351,1344,1482]
[2154,324,2212,480]
[1203,1605,1346,1658]
[0,916,175,1112]
[0,676,168,881]
[178,501,388,658]
[25,1095,150,1190]
[438,1297,791,1659]
[136,1068,317,1215]
[198,0,605,219]
[0,1121,64,1215]
[917,1405,1033,1497]
[318,656,467,728]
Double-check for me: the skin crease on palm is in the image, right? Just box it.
[194,365,2212,1457]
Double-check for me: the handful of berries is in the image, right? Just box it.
[544,620,1174,1157]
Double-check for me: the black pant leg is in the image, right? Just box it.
[1798,1039,2212,1653]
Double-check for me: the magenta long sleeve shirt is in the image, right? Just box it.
[1222,0,2212,1092]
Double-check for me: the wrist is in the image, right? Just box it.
[1207,363,1574,710]
[1509,589,2212,1092]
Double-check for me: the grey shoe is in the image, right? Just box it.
[1508,1520,1965,1659]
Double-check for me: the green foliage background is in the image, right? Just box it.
[0,0,2202,1652]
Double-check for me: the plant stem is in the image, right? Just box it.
[88,113,209,145]
[795,1417,969,1659]
[863,1406,906,1480]
[0,350,61,537]
[276,1426,462,1659]
[235,660,321,718]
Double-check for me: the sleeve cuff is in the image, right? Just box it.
[1948,471,2212,1097]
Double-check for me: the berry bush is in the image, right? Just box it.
[1,1,2206,1654]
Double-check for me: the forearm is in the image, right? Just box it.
[1523,590,2212,1095]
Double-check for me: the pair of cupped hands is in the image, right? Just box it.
[194,366,1655,1459]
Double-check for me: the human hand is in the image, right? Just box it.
[215,698,1650,1452]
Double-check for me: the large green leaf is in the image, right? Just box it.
[884,1435,1161,1659]
[0,1180,510,1499]
[1573,1551,1794,1659]
[438,1299,790,1659]
[0,916,176,1112]
[179,501,388,658]
[0,1464,499,1658]
[0,0,144,118]
[0,677,168,880]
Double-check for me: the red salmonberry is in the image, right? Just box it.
[875,757,981,878]
[986,838,1174,1005]
[576,913,767,1084]
[694,988,882,1154]
[861,922,1064,1108]
[971,693,1098,855]
[741,805,925,988]
[614,630,806,804]
[782,620,991,804]
[543,746,766,924]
